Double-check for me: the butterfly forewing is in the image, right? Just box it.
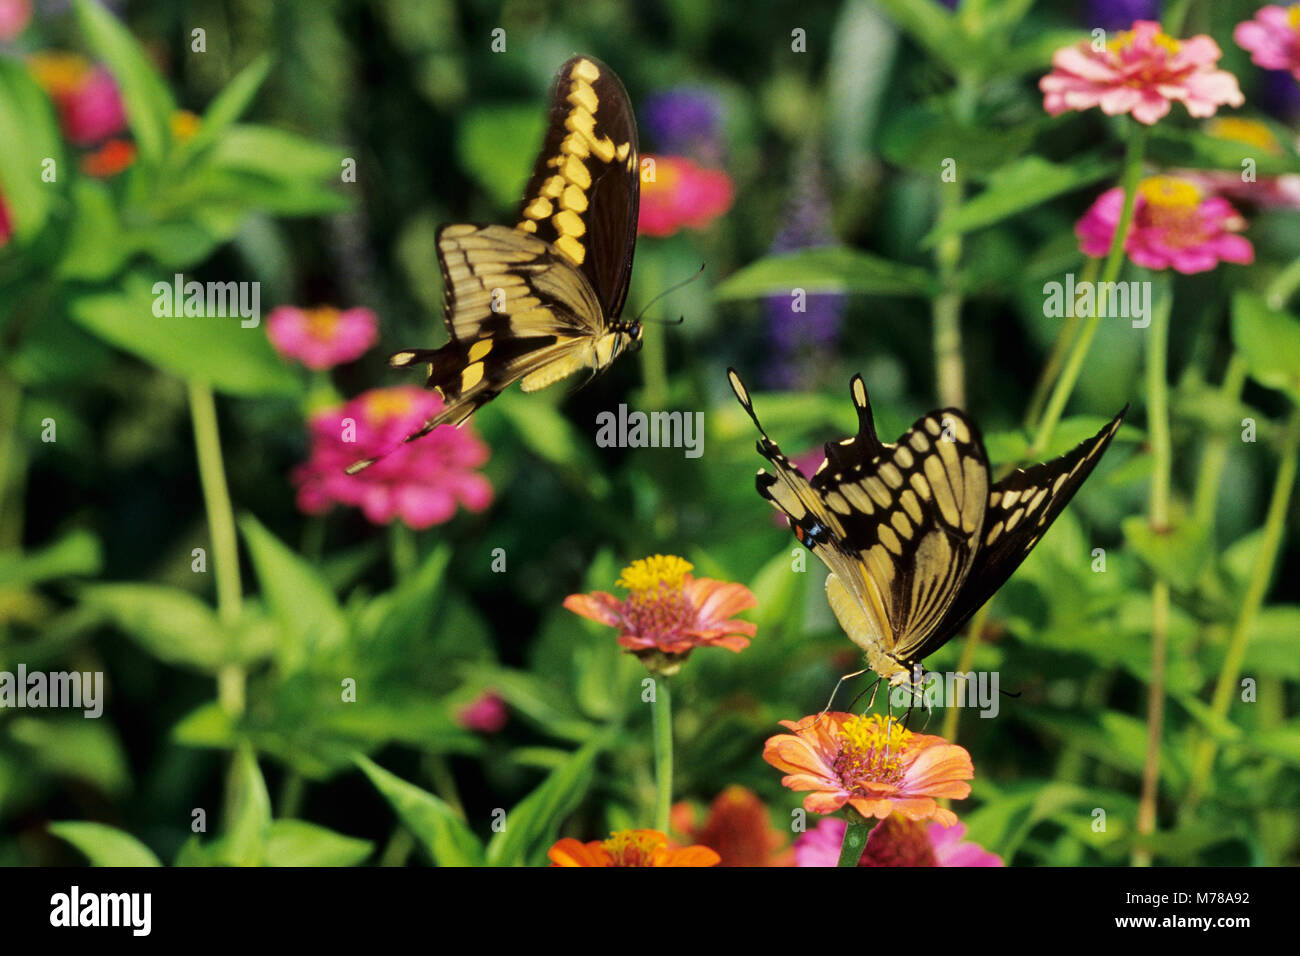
[516,55,639,319]
[912,407,1128,661]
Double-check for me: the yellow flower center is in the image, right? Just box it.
[639,157,681,197]
[28,52,91,96]
[1290,5,1300,29]
[304,306,343,341]
[617,554,693,593]
[1137,175,1210,247]
[601,830,665,866]
[1205,117,1282,154]
[363,389,414,425]
[171,110,201,143]
[835,714,913,789]
[1113,27,1181,57]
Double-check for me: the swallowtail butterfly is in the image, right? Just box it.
[349,56,640,473]
[728,369,1127,692]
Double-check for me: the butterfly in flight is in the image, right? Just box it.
[728,369,1127,694]
[349,56,641,474]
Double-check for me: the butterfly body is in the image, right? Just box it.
[348,56,639,474]
[729,369,1127,693]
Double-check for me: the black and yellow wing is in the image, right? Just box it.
[349,56,640,474]
[730,368,1125,686]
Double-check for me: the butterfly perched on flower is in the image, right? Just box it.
[349,56,641,473]
[728,369,1127,692]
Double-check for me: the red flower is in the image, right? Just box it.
[80,138,136,178]
[456,691,507,734]
[638,154,733,237]
[564,555,756,673]
[292,386,493,529]
[548,829,719,867]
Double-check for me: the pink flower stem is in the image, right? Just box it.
[1030,124,1148,459]
[187,380,245,718]
[652,674,674,833]
[1135,283,1173,866]
[1184,406,1300,810]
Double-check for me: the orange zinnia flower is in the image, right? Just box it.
[763,712,973,827]
[548,829,719,867]
[671,785,793,867]
[564,554,756,674]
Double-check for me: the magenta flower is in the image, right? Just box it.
[456,691,508,733]
[794,815,1003,867]
[267,305,378,369]
[61,66,126,145]
[1077,175,1254,273]
[1040,20,1244,125]
[0,0,31,43]
[0,191,12,249]
[292,387,493,529]
[638,154,734,237]
[1235,6,1300,79]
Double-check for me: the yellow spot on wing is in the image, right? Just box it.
[468,339,493,361]
[553,209,586,237]
[461,362,485,390]
[568,80,599,114]
[524,197,553,219]
[561,184,589,213]
[572,59,602,82]
[554,234,586,265]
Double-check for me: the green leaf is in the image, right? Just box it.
[264,820,373,867]
[55,179,129,281]
[921,155,1117,248]
[219,744,271,866]
[1121,516,1211,592]
[1231,292,1300,401]
[79,583,229,672]
[210,125,346,182]
[1148,126,1300,177]
[171,701,237,749]
[492,391,610,498]
[715,247,935,299]
[486,736,606,866]
[1243,606,1300,680]
[48,822,163,867]
[73,0,176,166]
[0,529,102,587]
[0,59,64,242]
[356,756,485,867]
[67,274,300,397]
[457,105,545,209]
[239,514,348,673]
[181,55,274,161]
[7,717,130,795]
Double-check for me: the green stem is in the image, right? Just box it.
[0,371,22,549]
[278,772,305,819]
[1266,256,1300,311]
[651,674,673,833]
[1185,406,1300,809]
[1134,287,1173,866]
[389,522,417,579]
[941,602,991,744]
[1025,257,1100,431]
[187,380,245,718]
[837,814,872,867]
[931,75,976,410]
[1030,126,1147,459]
[1191,355,1248,531]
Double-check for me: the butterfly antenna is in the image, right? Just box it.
[812,668,867,728]
[632,263,705,326]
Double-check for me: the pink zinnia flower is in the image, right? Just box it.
[564,554,756,674]
[1040,20,1244,125]
[0,0,31,43]
[794,815,1003,867]
[763,712,973,827]
[1235,5,1300,79]
[1077,175,1254,273]
[1175,117,1300,210]
[267,305,378,369]
[638,154,734,237]
[29,53,127,145]
[292,386,493,529]
[456,691,508,733]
